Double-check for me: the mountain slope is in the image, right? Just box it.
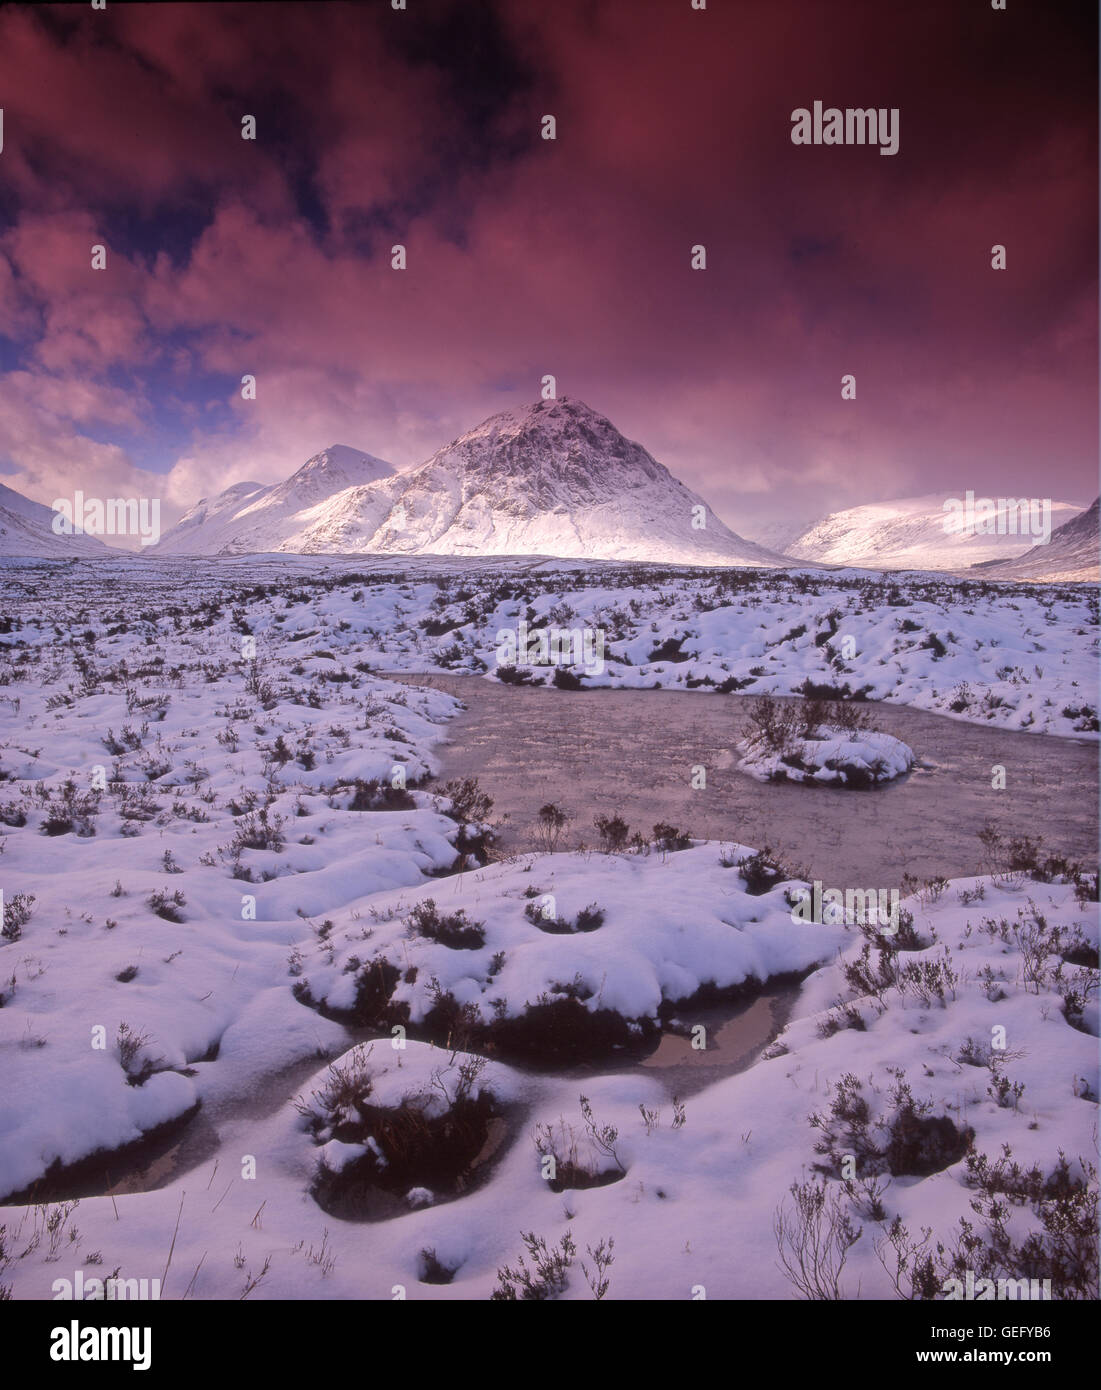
[152,480,271,556]
[783,493,1084,571]
[972,497,1099,583]
[152,446,395,555]
[0,482,110,558]
[294,397,787,566]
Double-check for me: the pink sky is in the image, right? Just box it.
[0,0,1096,544]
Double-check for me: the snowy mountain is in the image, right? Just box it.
[206,397,784,566]
[974,497,1099,583]
[0,482,110,558]
[151,480,270,556]
[152,446,395,555]
[782,493,1084,571]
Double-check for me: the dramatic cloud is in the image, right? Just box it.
[0,0,1095,546]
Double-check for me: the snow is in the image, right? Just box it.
[225,557,1097,738]
[152,446,395,556]
[2,865,1094,1300]
[784,492,1086,572]
[0,482,109,559]
[152,399,789,567]
[295,846,850,1032]
[0,553,1094,1301]
[738,726,915,785]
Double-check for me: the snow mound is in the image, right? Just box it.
[295,846,850,1057]
[738,725,915,786]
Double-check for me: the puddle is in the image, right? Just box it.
[546,982,803,1099]
[23,977,804,1202]
[2,1103,207,1206]
[645,992,791,1077]
[12,1052,332,1205]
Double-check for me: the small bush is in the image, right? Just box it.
[346,778,416,812]
[525,901,604,934]
[302,1048,497,1213]
[1,892,34,943]
[535,802,570,852]
[811,1071,973,1180]
[593,813,630,853]
[440,778,493,825]
[115,1023,161,1085]
[230,807,285,853]
[574,903,605,932]
[419,1248,457,1285]
[407,899,486,950]
[495,664,541,686]
[737,847,786,896]
[880,1150,1098,1301]
[648,637,690,663]
[148,887,186,923]
[532,1096,626,1193]
[490,995,637,1062]
[652,822,692,852]
[745,694,802,754]
[796,678,871,702]
[774,1180,862,1300]
[491,1230,577,1301]
[38,779,101,837]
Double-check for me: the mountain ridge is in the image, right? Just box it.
[153,398,789,568]
[152,445,395,556]
[972,497,1099,582]
[781,492,1085,571]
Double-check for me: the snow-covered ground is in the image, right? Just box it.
[2,867,1095,1300]
[0,557,1096,1300]
[200,559,1096,737]
[9,552,1087,732]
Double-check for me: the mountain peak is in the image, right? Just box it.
[291,444,393,483]
[152,443,395,554]
[447,397,659,488]
[338,396,786,566]
[260,444,394,515]
[152,399,788,568]
[480,395,608,429]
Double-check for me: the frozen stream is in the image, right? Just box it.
[389,674,1099,887]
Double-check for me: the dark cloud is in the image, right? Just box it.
[0,0,1095,534]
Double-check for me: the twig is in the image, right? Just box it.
[161,1192,186,1292]
[182,1251,207,1301]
